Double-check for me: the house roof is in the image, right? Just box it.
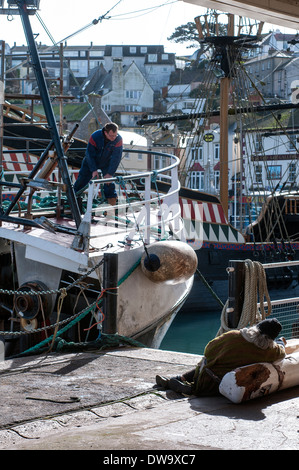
[121,130,147,147]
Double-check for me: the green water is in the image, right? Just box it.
[160,309,222,355]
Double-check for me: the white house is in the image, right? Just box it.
[119,130,149,173]
[96,59,154,127]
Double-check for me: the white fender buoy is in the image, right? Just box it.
[141,240,197,284]
[219,351,299,403]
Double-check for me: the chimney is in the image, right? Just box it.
[112,58,124,105]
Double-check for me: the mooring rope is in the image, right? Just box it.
[217,259,271,336]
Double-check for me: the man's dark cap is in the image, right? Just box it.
[257,318,282,340]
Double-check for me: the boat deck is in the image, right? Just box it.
[0,344,298,450]
[0,206,161,275]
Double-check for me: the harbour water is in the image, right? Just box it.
[160,309,222,355]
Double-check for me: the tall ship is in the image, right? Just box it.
[138,8,299,312]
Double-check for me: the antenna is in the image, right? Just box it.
[0,0,40,15]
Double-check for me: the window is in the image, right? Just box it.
[214,170,220,190]
[148,54,157,62]
[64,51,78,57]
[130,47,137,54]
[214,143,220,160]
[288,135,297,151]
[140,47,147,53]
[112,46,123,57]
[153,155,167,170]
[125,105,141,112]
[126,90,142,99]
[190,171,204,190]
[90,60,104,68]
[255,135,263,152]
[289,163,296,182]
[191,146,203,161]
[89,50,104,57]
[267,165,281,180]
[255,165,263,183]
[162,54,168,60]
[70,60,79,72]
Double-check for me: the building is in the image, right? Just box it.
[183,123,222,194]
[7,42,175,96]
[103,45,176,93]
[82,58,154,128]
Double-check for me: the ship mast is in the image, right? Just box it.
[218,15,233,219]
[195,12,260,219]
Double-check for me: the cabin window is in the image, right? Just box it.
[267,165,281,180]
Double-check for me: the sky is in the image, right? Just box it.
[0,0,297,57]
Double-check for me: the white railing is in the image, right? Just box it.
[81,150,184,245]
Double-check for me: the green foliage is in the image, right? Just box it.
[168,22,200,48]
[168,21,227,48]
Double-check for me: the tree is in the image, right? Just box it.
[168,22,200,48]
[168,20,227,48]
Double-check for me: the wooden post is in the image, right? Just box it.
[102,253,118,335]
[194,16,204,39]
[227,260,245,328]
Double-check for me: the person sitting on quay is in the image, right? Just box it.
[156,318,286,396]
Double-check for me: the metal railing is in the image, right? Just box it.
[258,297,299,340]
[81,150,183,246]
[227,259,299,339]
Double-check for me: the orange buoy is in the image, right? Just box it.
[141,240,197,284]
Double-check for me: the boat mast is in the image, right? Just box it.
[196,13,259,220]
[15,0,81,228]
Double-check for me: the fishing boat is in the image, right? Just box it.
[138,10,299,312]
[0,1,197,357]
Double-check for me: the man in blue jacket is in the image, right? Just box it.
[74,122,123,205]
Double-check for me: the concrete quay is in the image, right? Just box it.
[0,346,298,451]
